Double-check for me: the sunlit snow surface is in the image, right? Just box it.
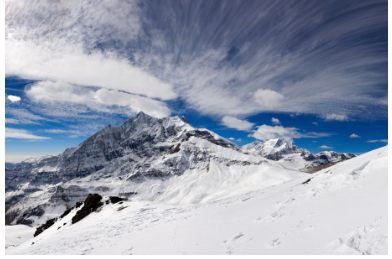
[6,146,387,255]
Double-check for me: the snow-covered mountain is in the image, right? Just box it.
[6,112,301,226]
[6,146,388,255]
[242,139,355,170]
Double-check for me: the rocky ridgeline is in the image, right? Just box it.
[5,112,355,226]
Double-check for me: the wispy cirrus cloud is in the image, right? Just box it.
[5,128,49,140]
[367,139,388,143]
[319,145,333,149]
[5,0,388,122]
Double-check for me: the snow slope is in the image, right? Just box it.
[6,146,387,255]
[5,225,35,249]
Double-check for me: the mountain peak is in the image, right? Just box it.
[264,138,291,148]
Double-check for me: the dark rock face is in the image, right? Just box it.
[34,218,56,237]
[71,194,103,224]
[33,194,106,237]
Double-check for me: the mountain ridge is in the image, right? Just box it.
[5,112,355,226]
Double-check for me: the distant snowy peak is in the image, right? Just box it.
[242,139,355,168]
[243,138,303,160]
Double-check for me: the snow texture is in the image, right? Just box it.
[5,146,387,254]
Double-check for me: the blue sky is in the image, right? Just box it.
[4,0,388,162]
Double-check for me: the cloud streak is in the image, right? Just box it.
[5,128,50,140]
[25,81,172,118]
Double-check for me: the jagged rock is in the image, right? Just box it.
[34,218,56,237]
[71,194,103,224]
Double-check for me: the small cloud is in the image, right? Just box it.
[319,145,333,149]
[312,140,317,143]
[7,95,21,103]
[290,114,295,118]
[254,89,284,109]
[229,137,242,142]
[312,122,318,126]
[368,139,388,143]
[5,128,50,140]
[350,133,360,138]
[222,116,255,131]
[324,114,348,121]
[271,117,280,124]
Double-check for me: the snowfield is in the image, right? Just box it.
[6,146,388,255]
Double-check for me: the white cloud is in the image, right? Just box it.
[367,139,388,143]
[222,116,255,131]
[271,117,280,124]
[5,118,19,124]
[25,81,171,118]
[5,0,176,101]
[349,133,360,138]
[324,114,348,121]
[5,0,387,121]
[5,128,50,140]
[319,145,333,149]
[254,89,284,109]
[7,95,21,102]
[312,122,318,126]
[229,137,235,140]
[6,41,177,100]
[250,125,300,142]
[250,124,331,142]
[94,88,171,118]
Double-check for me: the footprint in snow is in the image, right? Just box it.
[269,238,281,247]
[121,246,133,255]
